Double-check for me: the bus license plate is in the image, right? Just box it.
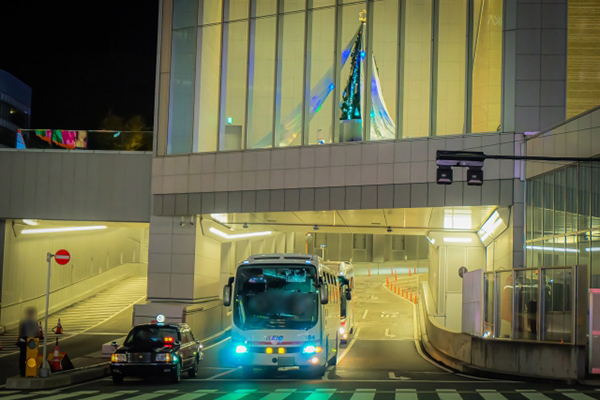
[278,357,294,366]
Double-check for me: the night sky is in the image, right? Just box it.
[0,1,159,129]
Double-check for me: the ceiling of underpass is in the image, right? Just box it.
[202,206,498,236]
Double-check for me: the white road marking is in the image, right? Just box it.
[388,372,411,380]
[362,310,369,320]
[259,390,296,400]
[336,334,358,364]
[123,394,165,400]
[517,391,553,400]
[477,389,509,400]
[562,393,596,400]
[436,389,462,400]
[384,329,397,338]
[206,366,240,380]
[349,389,376,400]
[31,391,99,400]
[203,336,231,350]
[170,394,211,400]
[395,389,418,400]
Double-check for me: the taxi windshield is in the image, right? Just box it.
[124,326,179,347]
[233,265,319,330]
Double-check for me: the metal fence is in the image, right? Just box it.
[479,266,587,345]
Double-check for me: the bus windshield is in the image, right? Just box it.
[234,265,319,330]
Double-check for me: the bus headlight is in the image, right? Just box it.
[310,356,320,364]
[339,327,345,334]
[235,345,248,354]
[303,345,322,354]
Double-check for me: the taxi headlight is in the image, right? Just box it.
[111,353,127,363]
[155,353,172,363]
[235,345,248,354]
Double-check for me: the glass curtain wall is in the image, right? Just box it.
[166,0,503,154]
[526,163,600,286]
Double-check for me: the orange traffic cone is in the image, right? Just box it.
[368,267,371,277]
[53,319,63,334]
[51,338,62,371]
[414,267,417,275]
[408,268,411,277]
[38,321,44,339]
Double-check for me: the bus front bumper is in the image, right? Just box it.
[233,352,326,368]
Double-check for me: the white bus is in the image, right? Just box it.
[325,261,355,343]
[223,254,341,378]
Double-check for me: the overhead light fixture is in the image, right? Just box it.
[443,237,472,243]
[525,245,578,253]
[180,216,185,227]
[478,211,502,242]
[209,227,271,240]
[426,236,435,245]
[189,216,195,227]
[243,223,249,229]
[387,227,393,233]
[22,225,107,235]
[211,213,228,224]
[22,219,38,226]
[313,225,319,231]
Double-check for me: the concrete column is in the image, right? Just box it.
[503,0,568,134]
[0,220,5,302]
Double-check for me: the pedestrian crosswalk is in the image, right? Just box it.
[0,276,146,353]
[1,388,600,400]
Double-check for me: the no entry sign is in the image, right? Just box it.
[55,249,70,265]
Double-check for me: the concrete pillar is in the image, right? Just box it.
[503,0,568,134]
[0,220,5,302]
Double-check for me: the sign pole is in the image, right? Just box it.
[39,252,53,378]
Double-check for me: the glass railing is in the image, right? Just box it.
[482,266,584,344]
[0,129,153,151]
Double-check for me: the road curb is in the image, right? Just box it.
[5,363,110,390]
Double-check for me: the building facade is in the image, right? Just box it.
[88,0,600,335]
[0,69,31,148]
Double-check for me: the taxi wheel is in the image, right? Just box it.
[112,374,124,384]
[188,358,199,378]
[170,363,181,383]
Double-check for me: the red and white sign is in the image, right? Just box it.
[55,249,70,265]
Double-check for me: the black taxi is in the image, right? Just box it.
[110,323,203,384]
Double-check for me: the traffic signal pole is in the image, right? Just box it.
[38,252,54,378]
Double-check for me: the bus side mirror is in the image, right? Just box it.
[320,285,329,305]
[223,285,232,306]
[223,277,234,307]
[346,289,352,301]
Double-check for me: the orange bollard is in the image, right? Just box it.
[395,273,397,281]
[414,296,418,305]
[386,276,389,287]
[408,268,411,277]
[414,267,417,275]
[368,267,371,277]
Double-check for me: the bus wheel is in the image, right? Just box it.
[242,366,254,378]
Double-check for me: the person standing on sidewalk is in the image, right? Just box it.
[17,307,39,377]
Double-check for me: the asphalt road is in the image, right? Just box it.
[1,275,598,399]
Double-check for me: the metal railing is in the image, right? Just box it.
[481,265,587,345]
[0,129,153,151]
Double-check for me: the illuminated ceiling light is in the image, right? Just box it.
[226,117,233,124]
[426,236,435,245]
[478,211,502,242]
[209,227,271,240]
[211,213,228,224]
[443,237,472,243]
[586,247,600,252]
[525,245,579,253]
[22,219,38,226]
[22,225,107,235]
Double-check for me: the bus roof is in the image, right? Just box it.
[242,253,321,265]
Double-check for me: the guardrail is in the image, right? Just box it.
[0,129,152,151]
[419,280,586,382]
